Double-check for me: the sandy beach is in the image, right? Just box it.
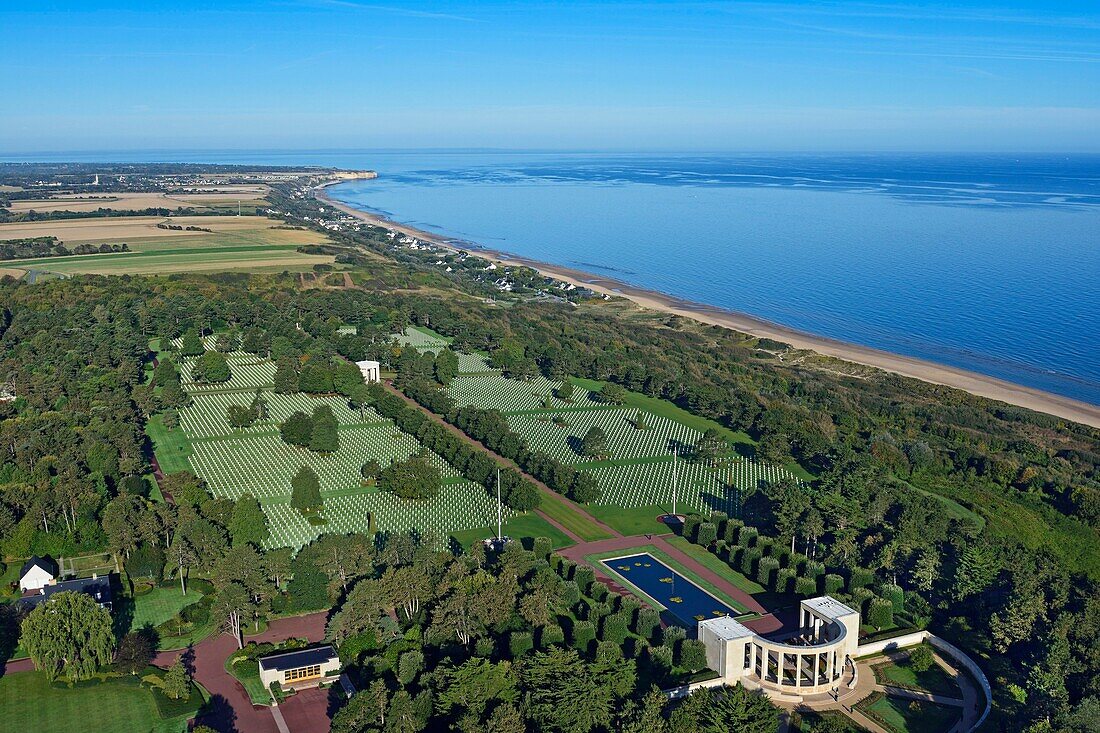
[317,183,1100,429]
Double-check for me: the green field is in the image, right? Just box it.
[449,513,575,550]
[130,585,205,632]
[536,489,616,542]
[0,671,199,733]
[873,655,961,698]
[859,693,961,733]
[0,216,335,276]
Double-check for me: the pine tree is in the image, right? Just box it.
[180,330,205,357]
[163,659,191,700]
[310,405,340,453]
[580,425,608,458]
[290,466,322,514]
[229,494,270,546]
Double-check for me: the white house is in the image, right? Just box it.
[356,360,381,383]
[19,556,57,592]
[259,646,341,689]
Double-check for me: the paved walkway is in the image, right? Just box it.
[153,611,329,733]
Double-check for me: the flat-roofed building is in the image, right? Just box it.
[258,646,340,689]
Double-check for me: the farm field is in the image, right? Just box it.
[0,215,334,275]
[154,342,512,549]
[4,186,269,213]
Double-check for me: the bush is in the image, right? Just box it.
[880,582,905,612]
[757,556,780,587]
[722,519,743,544]
[677,639,708,672]
[868,597,894,630]
[805,560,825,578]
[682,514,702,541]
[848,567,874,591]
[647,644,674,675]
[908,644,934,672]
[540,625,565,647]
[532,536,553,560]
[661,625,686,649]
[573,565,595,590]
[600,613,630,645]
[774,568,796,593]
[695,522,717,546]
[586,601,611,622]
[571,620,595,651]
[509,631,533,658]
[589,583,609,602]
[737,525,758,546]
[127,544,165,583]
[634,608,661,642]
[823,573,845,595]
[741,547,762,576]
[560,580,581,608]
[397,650,424,685]
[851,587,874,613]
[794,575,818,596]
[119,475,149,497]
[474,637,495,658]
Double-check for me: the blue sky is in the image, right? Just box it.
[2,0,1098,152]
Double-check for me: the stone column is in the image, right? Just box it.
[814,653,821,686]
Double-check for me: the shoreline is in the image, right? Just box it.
[316,182,1100,429]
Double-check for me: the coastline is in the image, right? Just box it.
[316,182,1100,429]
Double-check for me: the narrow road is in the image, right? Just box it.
[380,381,621,542]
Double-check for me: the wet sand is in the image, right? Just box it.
[317,183,1100,429]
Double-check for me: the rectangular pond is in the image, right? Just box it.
[600,552,740,629]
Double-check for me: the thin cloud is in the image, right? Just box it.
[304,0,484,23]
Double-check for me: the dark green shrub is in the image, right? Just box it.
[868,597,894,630]
[509,631,533,658]
[532,536,553,560]
[737,525,758,546]
[848,567,874,591]
[540,624,565,647]
[695,522,717,546]
[634,608,661,642]
[775,568,796,593]
[600,613,630,645]
[757,556,780,587]
[823,573,844,595]
[880,582,904,612]
[571,620,596,651]
[560,580,581,607]
[805,560,825,578]
[475,637,495,658]
[677,639,708,672]
[794,576,818,596]
[741,547,762,576]
[589,582,609,602]
[661,625,686,649]
[573,565,595,590]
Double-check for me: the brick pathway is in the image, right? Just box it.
[153,611,329,733]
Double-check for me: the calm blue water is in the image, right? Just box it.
[601,552,739,629]
[5,150,1098,405]
[325,153,1100,406]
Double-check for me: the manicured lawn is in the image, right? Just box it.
[450,513,575,549]
[790,709,864,732]
[663,535,766,594]
[226,654,272,706]
[130,585,204,632]
[537,490,615,542]
[873,656,961,698]
[586,503,671,536]
[860,694,961,733]
[570,376,815,481]
[146,413,194,475]
[569,377,756,453]
[0,670,197,733]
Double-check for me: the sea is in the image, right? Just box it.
[6,150,1100,405]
